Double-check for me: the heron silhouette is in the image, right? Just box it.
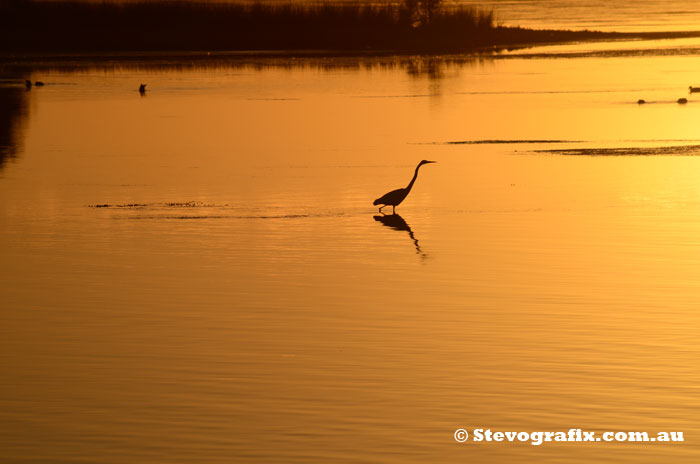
[373,160,436,213]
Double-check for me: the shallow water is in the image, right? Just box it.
[472,0,700,32]
[2,39,700,463]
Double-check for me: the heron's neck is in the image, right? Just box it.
[405,165,421,192]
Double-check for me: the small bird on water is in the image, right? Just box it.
[139,83,147,93]
[373,160,436,213]
[26,80,45,89]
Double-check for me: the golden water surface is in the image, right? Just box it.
[2,40,700,463]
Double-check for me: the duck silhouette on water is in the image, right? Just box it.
[25,80,44,89]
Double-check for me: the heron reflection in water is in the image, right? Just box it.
[373,213,424,256]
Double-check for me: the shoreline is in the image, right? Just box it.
[2,32,700,67]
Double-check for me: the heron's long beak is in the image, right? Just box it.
[426,160,437,163]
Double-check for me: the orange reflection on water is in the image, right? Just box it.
[2,41,700,463]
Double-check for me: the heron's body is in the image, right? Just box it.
[373,160,435,213]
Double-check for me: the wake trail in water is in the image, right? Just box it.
[445,139,579,145]
[427,138,700,146]
[87,202,352,220]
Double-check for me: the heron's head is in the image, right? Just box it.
[419,160,436,166]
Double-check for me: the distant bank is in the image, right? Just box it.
[2,1,700,53]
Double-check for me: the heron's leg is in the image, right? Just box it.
[392,205,395,214]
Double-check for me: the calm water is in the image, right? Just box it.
[475,0,700,32]
[3,38,700,463]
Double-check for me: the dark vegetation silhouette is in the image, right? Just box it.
[374,160,435,213]
[0,78,30,171]
[2,0,694,53]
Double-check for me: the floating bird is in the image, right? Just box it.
[25,79,32,89]
[373,160,436,213]
[690,86,700,93]
[637,99,646,104]
[678,97,688,104]
[139,83,147,93]
[34,81,44,86]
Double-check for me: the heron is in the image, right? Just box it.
[373,160,436,213]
